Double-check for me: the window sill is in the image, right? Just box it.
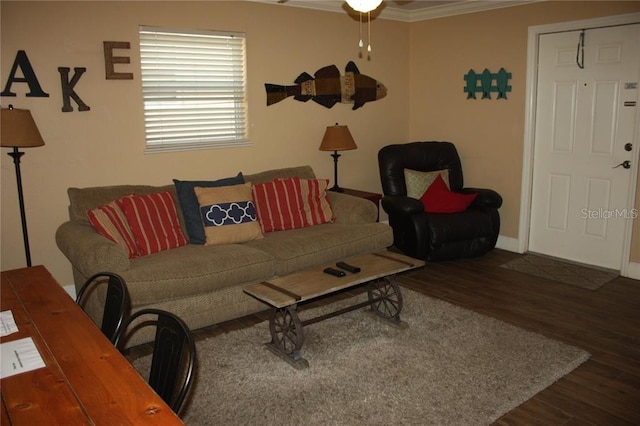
[144,140,253,154]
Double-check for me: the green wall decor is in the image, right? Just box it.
[463,68,512,100]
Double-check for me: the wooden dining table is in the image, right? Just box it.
[1,265,184,425]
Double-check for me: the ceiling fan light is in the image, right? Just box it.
[346,0,383,13]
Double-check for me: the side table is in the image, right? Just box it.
[341,188,382,222]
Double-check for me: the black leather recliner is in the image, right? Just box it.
[378,141,502,261]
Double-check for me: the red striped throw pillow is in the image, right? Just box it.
[87,201,138,259]
[252,178,308,233]
[291,178,334,226]
[116,191,188,256]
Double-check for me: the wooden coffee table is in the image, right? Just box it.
[243,250,424,369]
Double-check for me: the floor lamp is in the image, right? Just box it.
[319,123,358,192]
[1,105,45,267]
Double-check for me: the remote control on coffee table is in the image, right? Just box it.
[243,250,424,369]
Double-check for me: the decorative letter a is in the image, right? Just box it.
[1,50,50,98]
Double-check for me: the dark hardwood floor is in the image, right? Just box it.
[397,249,640,425]
[128,249,640,425]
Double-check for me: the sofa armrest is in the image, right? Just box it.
[56,221,131,277]
[327,191,378,224]
[462,188,503,209]
[381,195,424,216]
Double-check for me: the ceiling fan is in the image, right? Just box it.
[344,0,383,12]
[276,0,416,12]
[274,0,417,54]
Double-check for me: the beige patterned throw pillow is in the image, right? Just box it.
[194,183,263,245]
[404,169,450,199]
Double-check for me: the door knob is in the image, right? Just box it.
[613,160,631,169]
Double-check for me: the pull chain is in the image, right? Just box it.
[358,12,364,49]
[367,11,372,53]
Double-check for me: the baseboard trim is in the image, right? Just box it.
[496,235,521,253]
[388,230,636,279]
[626,262,640,280]
[63,285,76,299]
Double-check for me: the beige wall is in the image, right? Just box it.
[409,1,640,261]
[1,1,639,286]
[0,1,409,285]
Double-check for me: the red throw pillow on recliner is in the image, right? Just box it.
[420,174,477,213]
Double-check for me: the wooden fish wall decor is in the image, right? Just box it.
[265,61,387,110]
[463,68,512,99]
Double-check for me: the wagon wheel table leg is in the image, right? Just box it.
[265,304,309,369]
[367,276,408,328]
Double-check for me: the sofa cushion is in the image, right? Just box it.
[420,174,477,213]
[244,222,393,276]
[252,177,307,233]
[404,168,450,199]
[298,178,334,225]
[116,191,188,256]
[243,165,316,184]
[194,183,263,245]
[68,184,178,224]
[173,173,244,245]
[120,244,277,306]
[87,201,138,259]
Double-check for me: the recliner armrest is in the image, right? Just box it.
[381,195,424,216]
[462,188,503,209]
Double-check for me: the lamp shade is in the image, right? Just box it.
[319,124,357,152]
[346,0,383,13]
[1,107,45,148]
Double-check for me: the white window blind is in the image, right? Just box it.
[139,26,249,152]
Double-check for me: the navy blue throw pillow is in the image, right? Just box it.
[173,172,245,244]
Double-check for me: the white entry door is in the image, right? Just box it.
[529,24,639,270]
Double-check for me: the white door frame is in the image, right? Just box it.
[519,12,640,277]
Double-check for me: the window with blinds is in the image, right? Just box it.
[139,26,249,152]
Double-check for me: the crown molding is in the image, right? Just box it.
[401,1,542,22]
[245,1,350,15]
[246,1,543,22]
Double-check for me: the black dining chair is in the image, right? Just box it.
[76,272,129,344]
[113,308,196,415]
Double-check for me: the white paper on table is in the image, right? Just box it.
[0,310,18,337]
[1,337,46,379]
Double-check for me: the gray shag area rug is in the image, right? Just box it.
[500,253,618,290]
[134,288,589,425]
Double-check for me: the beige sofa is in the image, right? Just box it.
[56,166,393,343]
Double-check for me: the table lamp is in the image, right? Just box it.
[319,123,357,192]
[1,105,45,267]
